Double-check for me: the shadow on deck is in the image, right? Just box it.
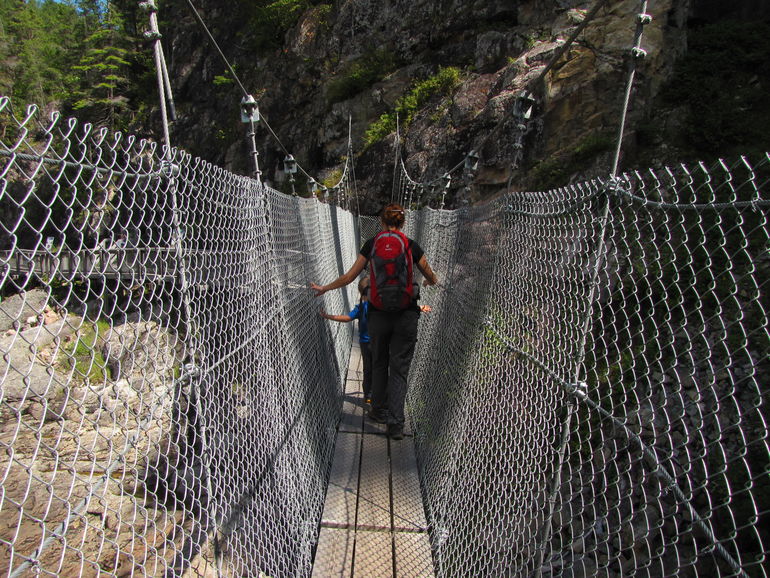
[312,338,434,577]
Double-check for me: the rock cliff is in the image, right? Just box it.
[161,0,769,210]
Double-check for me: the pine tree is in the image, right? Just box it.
[70,1,132,128]
[0,0,82,105]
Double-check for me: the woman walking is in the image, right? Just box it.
[311,204,438,439]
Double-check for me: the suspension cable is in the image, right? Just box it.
[182,0,352,198]
[530,0,612,90]
[611,2,651,176]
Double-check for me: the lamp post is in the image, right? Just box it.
[440,172,451,210]
[240,95,261,181]
[283,154,297,195]
[308,179,319,199]
[464,149,480,174]
[512,91,536,170]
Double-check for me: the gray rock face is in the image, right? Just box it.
[101,321,185,382]
[0,296,188,573]
[163,0,693,208]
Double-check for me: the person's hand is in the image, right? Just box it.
[420,304,432,313]
[423,277,438,287]
[319,308,329,319]
[310,282,326,297]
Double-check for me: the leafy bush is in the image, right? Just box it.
[247,0,316,52]
[364,66,461,147]
[326,49,397,104]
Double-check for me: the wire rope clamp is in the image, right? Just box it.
[567,381,588,399]
[637,13,653,25]
[464,150,480,174]
[631,47,648,59]
[240,95,260,123]
[513,90,536,121]
[139,0,157,13]
[160,160,180,177]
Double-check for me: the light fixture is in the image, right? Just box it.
[465,150,480,173]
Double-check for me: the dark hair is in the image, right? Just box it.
[381,203,406,229]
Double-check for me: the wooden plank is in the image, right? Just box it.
[320,432,361,527]
[356,434,391,530]
[353,530,393,578]
[340,343,366,433]
[312,527,355,578]
[390,440,427,532]
[339,393,366,433]
[394,532,434,577]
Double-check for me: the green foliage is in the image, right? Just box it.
[213,74,234,86]
[326,49,397,104]
[69,4,133,128]
[246,0,312,53]
[321,168,342,188]
[659,20,770,159]
[65,320,111,384]
[0,0,151,129]
[0,0,83,103]
[364,66,462,148]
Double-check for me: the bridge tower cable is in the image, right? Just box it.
[391,112,401,204]
[529,3,751,576]
[141,2,227,575]
[533,2,651,574]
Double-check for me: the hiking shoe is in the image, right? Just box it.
[388,424,404,440]
[367,410,387,424]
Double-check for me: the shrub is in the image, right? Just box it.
[326,49,397,104]
[364,66,461,148]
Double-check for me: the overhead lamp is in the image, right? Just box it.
[465,150,480,173]
[240,94,259,123]
[283,154,297,174]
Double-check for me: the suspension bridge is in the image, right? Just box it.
[1,0,769,576]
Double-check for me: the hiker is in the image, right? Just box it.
[311,203,439,440]
[320,276,373,404]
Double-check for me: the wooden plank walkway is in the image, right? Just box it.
[312,335,435,578]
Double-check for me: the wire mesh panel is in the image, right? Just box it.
[0,97,349,577]
[405,158,769,577]
[2,95,769,578]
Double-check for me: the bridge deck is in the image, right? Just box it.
[312,336,434,577]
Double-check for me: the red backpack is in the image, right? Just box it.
[368,230,415,311]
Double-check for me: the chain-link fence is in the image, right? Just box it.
[405,160,769,577]
[2,96,769,577]
[0,97,357,577]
